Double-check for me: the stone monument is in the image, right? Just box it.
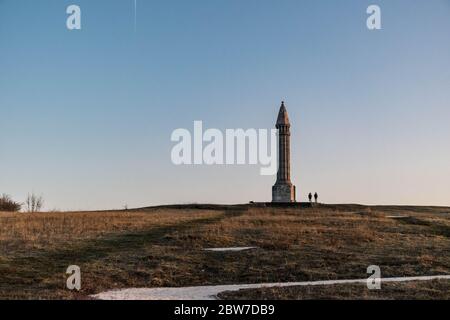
[272,101,296,202]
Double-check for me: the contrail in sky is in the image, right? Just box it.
[134,0,137,32]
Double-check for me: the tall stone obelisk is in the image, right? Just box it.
[272,101,296,202]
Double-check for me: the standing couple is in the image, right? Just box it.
[308,192,319,203]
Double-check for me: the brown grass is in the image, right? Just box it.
[0,204,449,299]
[219,280,450,300]
[0,209,218,254]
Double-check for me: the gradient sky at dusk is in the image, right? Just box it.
[1,0,450,210]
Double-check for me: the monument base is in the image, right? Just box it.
[272,183,296,203]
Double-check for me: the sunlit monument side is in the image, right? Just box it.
[272,101,296,203]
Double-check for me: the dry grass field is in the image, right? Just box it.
[0,204,449,299]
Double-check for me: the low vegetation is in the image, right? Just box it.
[0,194,21,212]
[219,279,450,300]
[0,204,449,299]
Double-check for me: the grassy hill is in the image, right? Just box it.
[0,204,449,299]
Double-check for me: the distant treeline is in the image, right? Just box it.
[0,193,44,212]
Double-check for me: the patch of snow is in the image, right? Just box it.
[203,247,257,252]
[92,274,450,300]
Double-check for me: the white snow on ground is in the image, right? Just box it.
[203,247,257,252]
[92,275,450,300]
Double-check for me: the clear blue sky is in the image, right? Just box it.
[1,0,450,210]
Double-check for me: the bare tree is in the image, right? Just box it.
[26,193,44,213]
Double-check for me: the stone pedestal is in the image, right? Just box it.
[272,183,296,203]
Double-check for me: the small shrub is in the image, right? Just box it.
[0,194,22,212]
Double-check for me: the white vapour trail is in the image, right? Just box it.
[134,0,137,32]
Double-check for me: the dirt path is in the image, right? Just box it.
[92,275,450,300]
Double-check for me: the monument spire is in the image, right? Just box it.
[272,101,296,202]
[276,101,290,126]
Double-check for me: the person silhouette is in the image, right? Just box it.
[308,193,313,203]
[314,192,318,203]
